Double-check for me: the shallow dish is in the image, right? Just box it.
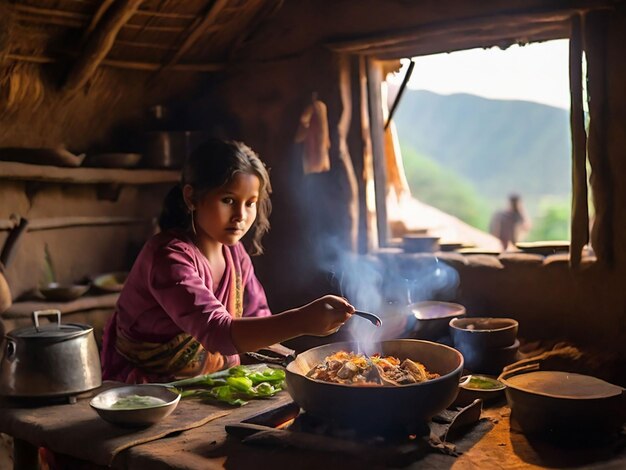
[409,301,466,340]
[515,241,570,256]
[39,282,90,301]
[92,272,128,293]
[455,374,506,406]
[90,384,180,427]
[457,248,501,256]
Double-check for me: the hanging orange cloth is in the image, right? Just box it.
[295,97,331,174]
[381,82,410,198]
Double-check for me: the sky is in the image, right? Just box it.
[387,39,570,110]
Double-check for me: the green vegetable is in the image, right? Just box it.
[253,382,277,397]
[226,376,254,393]
[464,375,504,390]
[165,365,285,407]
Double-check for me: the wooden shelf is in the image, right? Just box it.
[0,161,179,185]
[2,293,119,319]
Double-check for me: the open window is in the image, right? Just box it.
[383,41,572,253]
[332,6,600,265]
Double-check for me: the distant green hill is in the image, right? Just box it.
[393,90,572,217]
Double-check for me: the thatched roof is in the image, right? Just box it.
[1,0,283,90]
[0,0,619,120]
[2,0,619,87]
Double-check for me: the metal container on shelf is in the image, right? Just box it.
[142,106,208,169]
[0,309,102,399]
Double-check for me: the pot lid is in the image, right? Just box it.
[8,322,92,340]
[501,371,623,399]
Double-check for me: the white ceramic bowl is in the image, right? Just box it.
[90,384,180,427]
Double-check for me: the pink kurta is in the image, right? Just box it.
[100,230,271,384]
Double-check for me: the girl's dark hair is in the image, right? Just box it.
[158,139,272,255]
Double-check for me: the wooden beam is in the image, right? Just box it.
[4,294,119,319]
[359,21,570,60]
[14,5,91,21]
[15,2,195,19]
[15,13,186,32]
[7,53,225,72]
[0,216,149,232]
[327,1,615,54]
[157,0,229,75]
[64,0,144,93]
[228,0,284,59]
[0,161,179,184]
[84,0,115,39]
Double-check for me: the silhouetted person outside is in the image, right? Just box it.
[489,194,531,250]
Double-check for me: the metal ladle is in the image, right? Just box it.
[352,310,382,327]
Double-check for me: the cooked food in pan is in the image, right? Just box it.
[307,351,439,386]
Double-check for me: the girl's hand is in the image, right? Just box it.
[298,295,355,336]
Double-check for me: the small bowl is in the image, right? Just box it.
[456,374,506,406]
[449,317,519,350]
[90,384,180,427]
[92,271,128,293]
[409,301,466,340]
[39,282,90,301]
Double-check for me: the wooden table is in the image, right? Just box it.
[1,387,625,470]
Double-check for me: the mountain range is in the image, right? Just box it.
[392,89,572,215]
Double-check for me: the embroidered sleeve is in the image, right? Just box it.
[149,242,239,356]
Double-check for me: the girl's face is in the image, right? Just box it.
[188,172,261,247]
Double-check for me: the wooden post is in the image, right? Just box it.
[336,54,359,252]
[568,13,589,268]
[584,10,613,266]
[348,56,377,253]
[366,58,389,247]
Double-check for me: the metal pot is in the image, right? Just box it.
[143,131,208,169]
[0,309,102,398]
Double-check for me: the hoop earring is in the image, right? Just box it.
[190,209,197,236]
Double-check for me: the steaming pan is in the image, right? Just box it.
[251,339,463,431]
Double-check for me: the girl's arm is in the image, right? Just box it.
[230,295,354,353]
[150,241,353,356]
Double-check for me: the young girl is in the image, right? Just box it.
[100,138,354,383]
